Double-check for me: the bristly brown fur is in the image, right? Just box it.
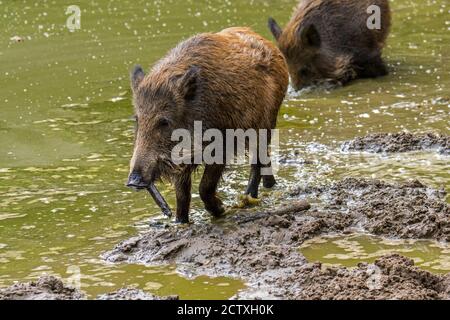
[129,27,289,223]
[269,0,391,89]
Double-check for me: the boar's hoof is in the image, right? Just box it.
[175,216,190,224]
[263,175,277,189]
[205,204,226,218]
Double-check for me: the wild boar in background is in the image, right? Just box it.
[268,0,391,89]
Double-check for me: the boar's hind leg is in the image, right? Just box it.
[174,170,192,224]
[246,162,262,199]
[200,164,226,217]
[260,131,276,189]
[246,160,276,197]
[262,165,276,189]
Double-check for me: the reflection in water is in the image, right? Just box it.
[0,0,448,298]
[301,235,450,274]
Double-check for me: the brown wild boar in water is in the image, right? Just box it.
[127,27,289,223]
[268,0,391,90]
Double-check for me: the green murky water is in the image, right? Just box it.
[301,235,450,274]
[0,0,448,299]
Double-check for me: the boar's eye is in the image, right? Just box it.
[298,67,310,78]
[157,117,170,129]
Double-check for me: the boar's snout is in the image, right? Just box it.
[128,146,161,190]
[126,171,149,190]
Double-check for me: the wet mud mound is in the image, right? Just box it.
[295,178,450,241]
[0,276,179,300]
[342,132,450,154]
[0,276,85,300]
[295,255,450,300]
[103,178,449,299]
[97,288,179,300]
[103,200,325,298]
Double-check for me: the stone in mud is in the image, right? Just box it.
[342,132,450,155]
[294,254,450,300]
[295,178,450,241]
[97,288,179,300]
[0,275,85,300]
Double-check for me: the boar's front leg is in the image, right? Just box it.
[200,164,226,217]
[174,169,192,224]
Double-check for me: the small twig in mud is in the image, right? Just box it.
[233,200,311,224]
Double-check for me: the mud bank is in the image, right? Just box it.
[0,276,179,300]
[103,178,449,299]
[294,255,450,300]
[293,178,450,241]
[97,288,179,300]
[342,132,450,154]
[0,276,85,300]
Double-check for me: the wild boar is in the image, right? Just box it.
[268,0,391,89]
[127,27,289,223]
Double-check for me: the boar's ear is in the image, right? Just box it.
[268,17,282,41]
[131,65,145,92]
[299,24,321,48]
[179,66,200,101]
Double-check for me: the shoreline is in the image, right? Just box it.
[100,177,450,300]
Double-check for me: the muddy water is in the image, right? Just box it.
[0,0,448,298]
[301,235,450,274]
